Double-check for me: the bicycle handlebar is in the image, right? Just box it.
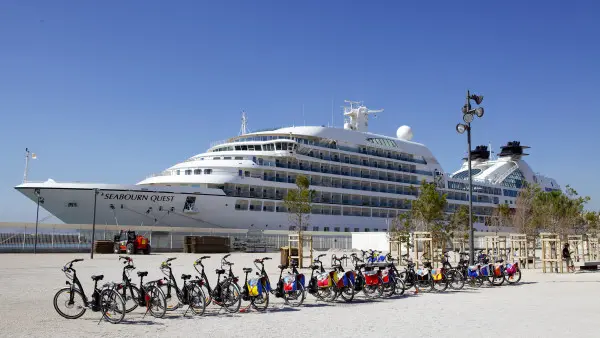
[63,258,84,270]
[194,256,211,266]
[221,254,233,267]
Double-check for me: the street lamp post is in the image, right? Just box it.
[456,90,484,265]
[90,189,99,259]
[33,188,44,254]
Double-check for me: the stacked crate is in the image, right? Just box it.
[183,236,230,253]
[94,240,115,254]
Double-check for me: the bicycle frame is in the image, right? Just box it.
[63,259,111,311]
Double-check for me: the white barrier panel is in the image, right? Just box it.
[351,232,388,252]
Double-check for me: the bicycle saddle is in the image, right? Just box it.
[215,269,226,274]
[278,264,287,269]
[495,259,504,263]
[181,274,192,280]
[137,271,148,277]
[91,275,104,281]
[310,265,319,270]
[243,268,252,273]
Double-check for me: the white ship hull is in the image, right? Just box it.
[16,182,410,231]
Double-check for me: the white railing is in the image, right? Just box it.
[146,171,172,178]
[210,139,232,148]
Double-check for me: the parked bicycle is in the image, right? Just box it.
[457,251,484,288]
[378,254,406,297]
[159,257,206,316]
[477,250,504,286]
[440,251,465,290]
[255,257,306,307]
[397,255,430,292]
[241,265,269,312]
[193,255,242,313]
[330,255,356,302]
[349,253,383,299]
[421,255,448,292]
[116,256,167,318]
[504,248,522,284]
[307,254,337,302]
[53,258,126,324]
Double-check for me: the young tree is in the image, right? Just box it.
[533,185,590,238]
[512,183,540,237]
[486,203,512,235]
[583,211,599,235]
[411,180,448,242]
[283,175,314,235]
[389,212,413,243]
[448,205,474,241]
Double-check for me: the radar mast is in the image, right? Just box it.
[343,100,383,132]
[239,110,249,135]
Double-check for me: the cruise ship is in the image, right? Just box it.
[15,101,559,232]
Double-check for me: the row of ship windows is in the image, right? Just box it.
[178,169,213,175]
[447,181,503,195]
[233,199,496,216]
[211,142,298,152]
[292,152,429,175]
[215,135,427,165]
[171,169,516,202]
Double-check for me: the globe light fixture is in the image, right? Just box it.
[463,113,474,124]
[474,107,484,118]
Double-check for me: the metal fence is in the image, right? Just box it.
[0,222,353,253]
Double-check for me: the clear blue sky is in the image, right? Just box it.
[1,0,599,222]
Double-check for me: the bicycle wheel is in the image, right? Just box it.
[448,270,465,290]
[492,274,505,286]
[53,287,86,319]
[313,286,332,302]
[416,275,433,292]
[364,279,384,299]
[220,281,241,313]
[251,290,269,312]
[123,285,141,313]
[145,285,167,318]
[339,280,355,302]
[394,276,406,296]
[100,289,126,324]
[284,284,306,307]
[397,271,414,290]
[188,284,206,316]
[505,269,522,284]
[200,284,212,306]
[381,276,395,298]
[432,273,448,292]
[159,283,181,311]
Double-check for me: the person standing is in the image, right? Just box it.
[563,243,574,273]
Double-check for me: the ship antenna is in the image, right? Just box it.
[302,104,305,126]
[331,98,334,128]
[239,111,249,135]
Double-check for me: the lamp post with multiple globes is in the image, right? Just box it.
[456,91,484,265]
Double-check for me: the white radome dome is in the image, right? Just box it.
[396,125,413,141]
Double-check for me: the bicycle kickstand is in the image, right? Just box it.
[182,304,192,317]
[142,301,151,319]
[239,303,252,313]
